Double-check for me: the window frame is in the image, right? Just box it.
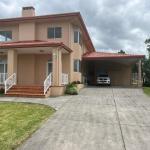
[73,30,82,46]
[74,59,81,72]
[47,27,62,39]
[0,31,12,42]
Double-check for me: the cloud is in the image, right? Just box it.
[0,0,149,54]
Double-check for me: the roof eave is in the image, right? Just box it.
[0,42,73,53]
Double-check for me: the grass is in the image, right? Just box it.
[143,87,150,96]
[0,102,55,150]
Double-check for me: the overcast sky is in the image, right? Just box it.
[0,0,149,54]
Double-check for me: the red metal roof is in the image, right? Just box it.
[83,52,145,60]
[0,40,72,53]
[0,12,95,52]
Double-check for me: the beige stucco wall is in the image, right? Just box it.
[17,54,51,85]
[35,54,51,84]
[62,54,70,74]
[18,54,35,85]
[19,22,35,40]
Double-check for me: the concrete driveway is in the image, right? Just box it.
[4,87,150,150]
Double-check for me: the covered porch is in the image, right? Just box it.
[0,41,72,97]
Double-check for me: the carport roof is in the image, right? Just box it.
[83,52,145,60]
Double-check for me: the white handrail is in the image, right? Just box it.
[4,73,16,94]
[62,73,68,85]
[44,73,52,94]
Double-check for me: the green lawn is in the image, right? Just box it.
[143,87,150,96]
[0,102,55,150]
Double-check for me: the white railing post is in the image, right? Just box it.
[4,73,16,94]
[62,73,69,85]
[44,73,52,95]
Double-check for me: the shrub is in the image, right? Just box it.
[65,83,78,95]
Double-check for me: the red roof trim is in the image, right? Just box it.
[0,40,72,53]
[0,12,80,23]
[0,12,95,52]
[82,52,145,60]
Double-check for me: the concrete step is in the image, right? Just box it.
[5,93,45,98]
[5,85,46,98]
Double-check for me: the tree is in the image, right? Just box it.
[143,58,150,86]
[143,38,150,86]
[118,50,126,54]
[145,38,150,56]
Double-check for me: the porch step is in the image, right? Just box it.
[5,85,45,98]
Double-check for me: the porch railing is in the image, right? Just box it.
[0,73,7,84]
[62,73,69,85]
[4,73,16,94]
[44,73,52,95]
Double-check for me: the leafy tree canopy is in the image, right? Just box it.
[143,38,150,86]
[145,38,150,56]
[118,50,126,54]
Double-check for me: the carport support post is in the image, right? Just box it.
[138,60,142,87]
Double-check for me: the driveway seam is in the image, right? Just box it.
[112,88,127,150]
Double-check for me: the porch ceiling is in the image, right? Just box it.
[0,40,72,54]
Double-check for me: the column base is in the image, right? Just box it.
[51,86,65,96]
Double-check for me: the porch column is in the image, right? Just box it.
[138,59,142,87]
[7,49,17,77]
[52,48,62,86]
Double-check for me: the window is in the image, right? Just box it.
[74,59,81,72]
[74,30,82,45]
[47,61,52,75]
[48,27,62,39]
[74,31,78,43]
[55,27,61,38]
[0,31,12,42]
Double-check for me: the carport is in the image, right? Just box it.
[82,52,145,86]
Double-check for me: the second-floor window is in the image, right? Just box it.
[74,30,82,45]
[48,27,62,39]
[0,31,12,42]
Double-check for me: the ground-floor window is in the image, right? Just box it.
[0,60,7,84]
[74,59,81,72]
[0,60,7,73]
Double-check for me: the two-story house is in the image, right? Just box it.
[0,7,144,97]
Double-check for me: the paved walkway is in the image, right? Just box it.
[1,87,150,150]
[0,95,72,110]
